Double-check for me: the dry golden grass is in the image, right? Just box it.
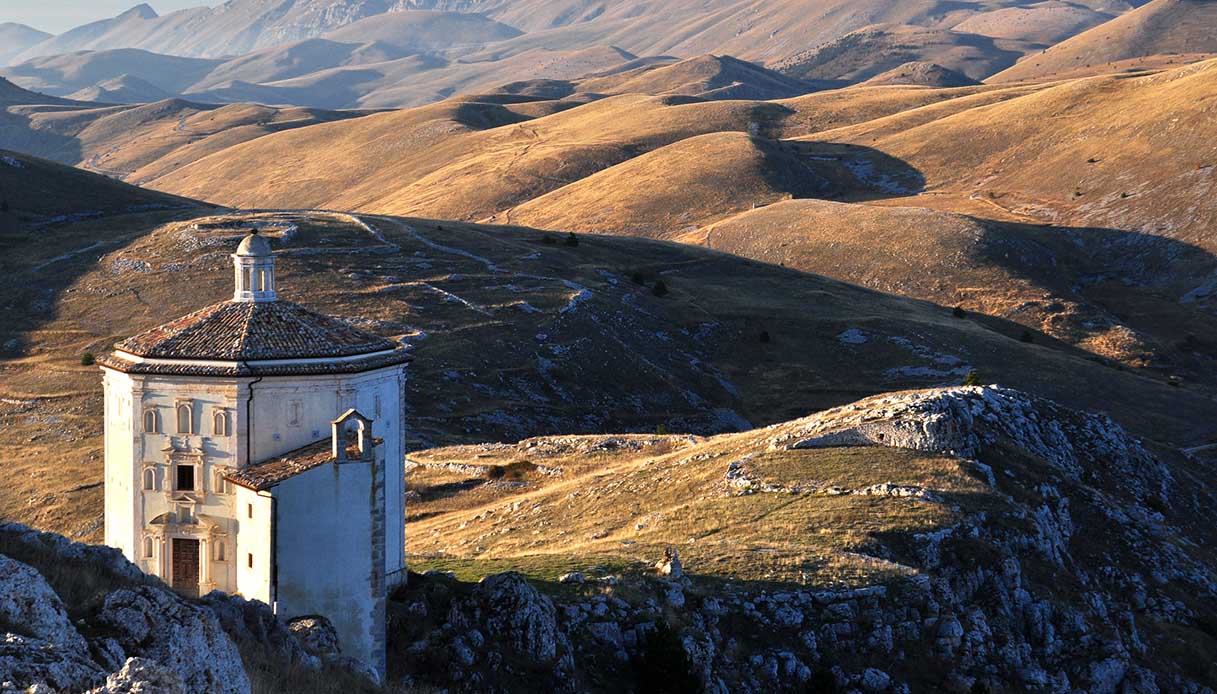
[406,426,988,585]
[990,0,1217,83]
[4,205,1215,544]
[0,98,368,184]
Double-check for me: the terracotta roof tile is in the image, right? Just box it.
[224,438,381,491]
[114,300,398,361]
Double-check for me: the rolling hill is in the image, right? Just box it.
[860,61,981,87]
[4,204,1215,542]
[3,48,223,98]
[991,0,1217,82]
[0,148,195,223]
[124,57,1217,383]
[0,96,372,183]
[773,24,1028,83]
[66,74,172,103]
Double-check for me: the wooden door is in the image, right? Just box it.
[171,538,200,597]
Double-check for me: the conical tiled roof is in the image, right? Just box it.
[114,300,398,361]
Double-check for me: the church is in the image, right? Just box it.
[98,230,410,677]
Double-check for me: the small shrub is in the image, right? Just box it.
[631,271,646,285]
[1019,329,1034,343]
[759,330,771,343]
[962,370,982,386]
[656,423,669,435]
[632,621,703,694]
[952,306,966,319]
[652,280,669,297]
[80,352,95,366]
[542,234,557,245]
[484,465,506,480]
[565,232,579,247]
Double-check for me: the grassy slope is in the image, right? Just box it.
[991,0,1217,83]
[0,97,371,182]
[3,206,1215,543]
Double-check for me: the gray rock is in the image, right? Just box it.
[450,572,562,663]
[0,633,105,692]
[0,555,86,651]
[88,657,185,694]
[862,667,891,692]
[94,588,249,694]
[287,616,339,660]
[656,548,683,579]
[558,572,585,585]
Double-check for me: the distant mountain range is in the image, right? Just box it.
[3,0,1215,109]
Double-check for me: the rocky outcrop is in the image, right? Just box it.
[0,633,106,692]
[0,523,256,694]
[287,616,340,661]
[0,555,86,651]
[93,588,249,694]
[452,572,564,663]
[89,657,185,694]
[396,387,1216,693]
[775,385,1169,500]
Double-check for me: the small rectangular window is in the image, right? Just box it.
[247,553,253,569]
[288,400,303,427]
[247,503,253,519]
[176,465,194,491]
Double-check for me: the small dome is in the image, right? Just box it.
[235,231,272,257]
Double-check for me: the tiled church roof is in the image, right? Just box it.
[114,300,398,361]
[224,437,381,491]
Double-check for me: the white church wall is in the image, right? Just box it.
[102,369,138,559]
[347,367,407,583]
[234,485,273,604]
[247,367,406,580]
[273,453,387,677]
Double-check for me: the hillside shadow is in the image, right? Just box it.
[967,217,1217,386]
[785,140,927,200]
[0,109,83,164]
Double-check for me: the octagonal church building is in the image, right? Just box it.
[98,230,409,676]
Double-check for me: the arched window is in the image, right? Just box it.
[143,410,157,433]
[176,404,192,434]
[143,537,154,559]
[213,411,228,436]
[213,469,228,494]
[142,468,155,491]
[215,541,226,562]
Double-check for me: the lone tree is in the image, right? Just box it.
[80,352,96,366]
[1019,329,1034,343]
[952,306,966,319]
[652,280,669,297]
[565,232,579,247]
[962,370,982,386]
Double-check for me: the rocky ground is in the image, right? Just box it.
[1,387,1216,692]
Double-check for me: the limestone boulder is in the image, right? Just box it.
[0,554,86,651]
[202,591,319,669]
[451,572,562,663]
[88,657,185,694]
[0,633,106,692]
[287,616,340,660]
[93,588,250,694]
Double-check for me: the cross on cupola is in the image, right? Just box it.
[232,229,277,302]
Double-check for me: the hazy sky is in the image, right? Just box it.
[0,1,223,34]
